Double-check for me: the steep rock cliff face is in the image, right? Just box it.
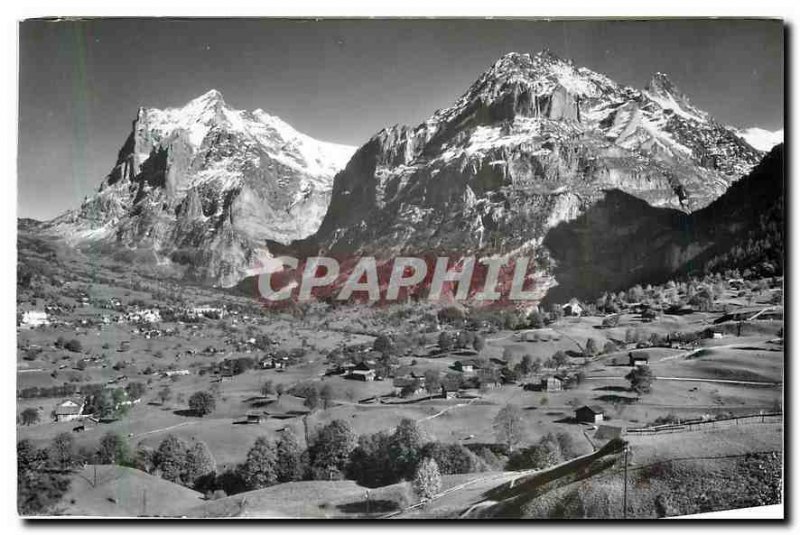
[302,51,764,302]
[45,90,355,286]
[542,144,783,303]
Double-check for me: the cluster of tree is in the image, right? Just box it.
[55,336,83,353]
[437,331,485,352]
[288,381,337,410]
[83,387,133,421]
[505,432,580,470]
[704,210,783,277]
[126,434,218,491]
[17,438,72,515]
[17,382,105,400]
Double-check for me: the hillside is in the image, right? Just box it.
[55,465,203,517]
[542,144,783,303]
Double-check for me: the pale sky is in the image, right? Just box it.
[18,18,783,220]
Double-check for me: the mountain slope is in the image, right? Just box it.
[43,90,355,287]
[297,50,764,302]
[541,143,783,303]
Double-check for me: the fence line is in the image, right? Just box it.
[626,411,782,435]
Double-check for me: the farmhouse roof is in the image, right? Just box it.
[55,398,84,415]
[577,405,604,415]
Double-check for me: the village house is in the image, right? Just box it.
[20,310,50,328]
[629,353,650,367]
[54,397,85,422]
[246,411,264,424]
[575,405,605,423]
[454,359,480,373]
[185,305,225,320]
[345,361,377,381]
[440,384,459,399]
[347,368,376,381]
[540,374,565,392]
[562,299,583,317]
[125,309,161,324]
[261,357,286,370]
[163,369,190,378]
[704,328,725,339]
[393,376,425,396]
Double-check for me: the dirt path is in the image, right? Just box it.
[416,396,480,423]
[133,420,196,439]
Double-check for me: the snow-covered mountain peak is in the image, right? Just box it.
[44,90,358,286]
[643,72,707,122]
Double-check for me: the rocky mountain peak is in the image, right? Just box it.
[308,51,765,303]
[643,71,707,122]
[44,90,357,286]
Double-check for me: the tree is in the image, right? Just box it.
[420,442,480,475]
[373,334,394,354]
[347,431,394,487]
[260,380,275,397]
[18,439,70,515]
[275,429,304,483]
[156,435,188,484]
[528,310,545,328]
[424,370,441,396]
[303,386,320,411]
[188,391,216,416]
[518,355,533,377]
[98,432,131,465]
[319,383,335,410]
[626,365,655,395]
[438,331,454,352]
[400,380,421,398]
[472,334,486,353]
[241,436,278,489]
[275,383,285,399]
[48,432,76,471]
[309,420,357,480]
[157,386,172,405]
[584,338,599,357]
[125,381,146,401]
[552,350,568,370]
[413,458,442,500]
[493,404,525,453]
[183,441,216,489]
[20,408,39,426]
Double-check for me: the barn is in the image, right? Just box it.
[575,405,605,423]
